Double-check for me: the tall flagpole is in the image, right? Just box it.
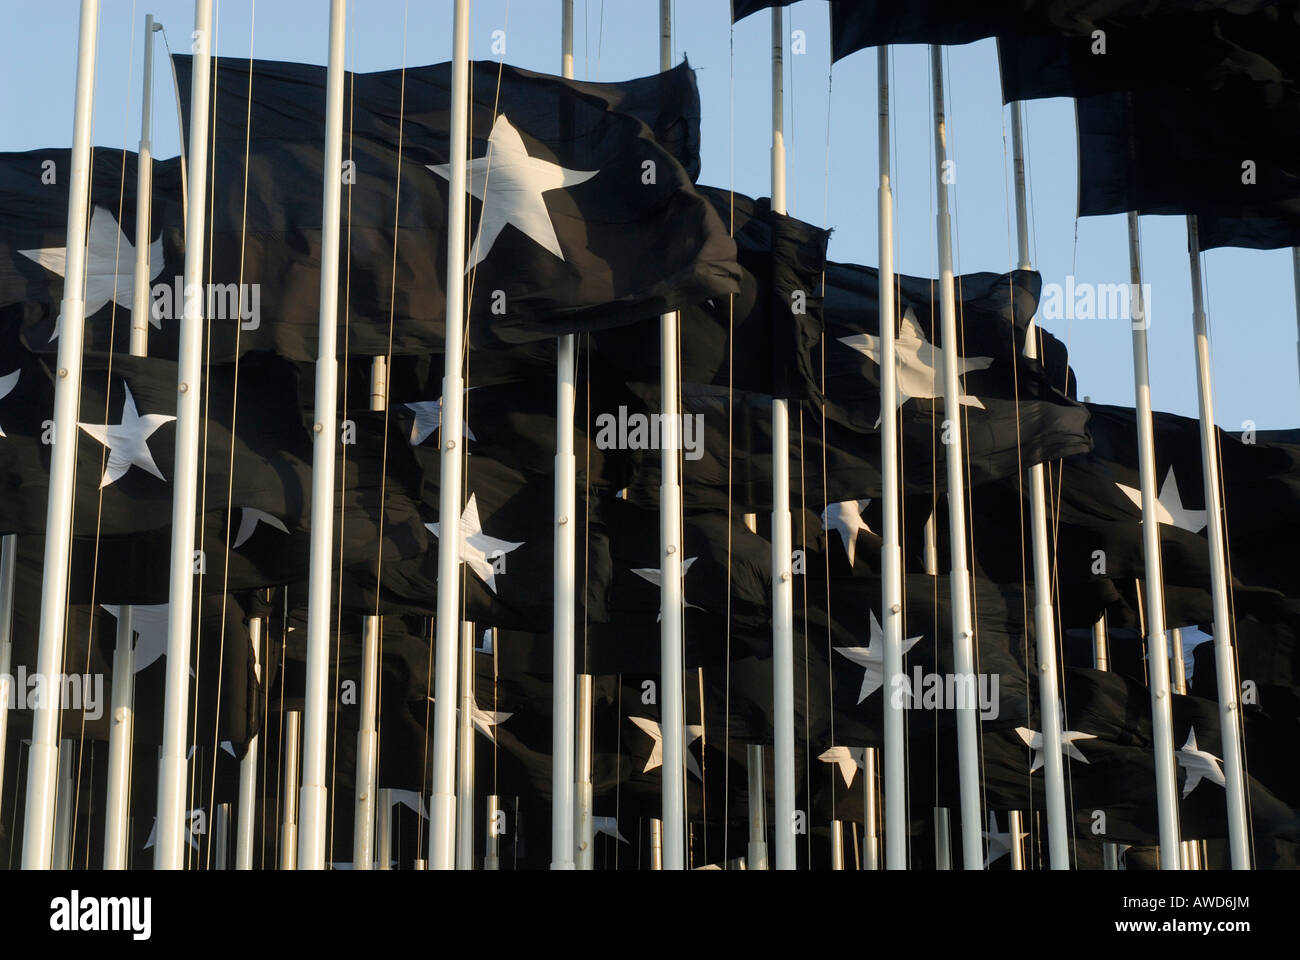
[297,0,349,871]
[551,0,578,872]
[769,3,797,873]
[658,0,688,872]
[154,0,214,870]
[575,673,595,869]
[1008,99,1068,869]
[928,45,983,870]
[1125,211,1182,868]
[0,535,13,818]
[21,0,100,870]
[235,615,262,869]
[429,0,472,871]
[1185,217,1250,868]
[105,12,161,871]
[456,620,475,867]
[875,45,908,871]
[353,357,386,870]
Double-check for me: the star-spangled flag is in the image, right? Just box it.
[169,54,738,361]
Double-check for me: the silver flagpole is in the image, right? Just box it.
[746,744,769,869]
[429,0,472,870]
[214,802,230,870]
[353,356,385,871]
[876,45,908,872]
[281,710,301,870]
[933,806,952,869]
[484,795,501,869]
[456,621,475,868]
[769,3,797,873]
[105,13,161,872]
[1008,810,1026,870]
[154,0,213,870]
[1093,615,1120,869]
[1123,210,1185,868]
[297,0,348,870]
[650,818,663,870]
[376,787,392,869]
[1125,211,1182,868]
[551,0,578,872]
[1008,99,1069,868]
[21,0,100,870]
[1185,217,1250,868]
[52,741,74,869]
[928,44,983,870]
[353,611,379,870]
[657,0,688,872]
[830,821,845,869]
[235,615,261,870]
[0,536,15,824]
[862,746,880,870]
[575,673,594,869]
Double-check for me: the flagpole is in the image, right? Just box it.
[657,0,688,872]
[353,611,380,870]
[928,44,983,870]
[152,0,213,870]
[575,673,595,869]
[862,746,880,869]
[0,535,13,821]
[485,794,501,869]
[52,740,73,869]
[875,45,908,872]
[746,744,768,869]
[20,0,100,870]
[353,356,386,871]
[429,0,472,871]
[1092,615,1120,869]
[214,802,230,869]
[235,615,262,869]
[1008,99,1069,869]
[1185,216,1250,868]
[769,3,797,873]
[1125,211,1182,869]
[281,710,301,870]
[104,13,162,872]
[294,0,349,871]
[551,0,578,872]
[376,787,392,869]
[456,620,475,868]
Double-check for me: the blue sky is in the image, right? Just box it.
[3,0,1297,429]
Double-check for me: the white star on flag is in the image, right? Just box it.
[405,397,476,447]
[838,307,993,425]
[0,369,19,437]
[426,696,513,742]
[631,556,706,620]
[1116,466,1208,534]
[983,812,1028,867]
[835,611,923,703]
[1015,723,1097,772]
[426,493,524,593]
[19,205,165,340]
[818,745,866,789]
[144,811,202,850]
[99,603,192,676]
[428,113,597,270]
[77,382,175,488]
[629,716,705,781]
[232,507,290,548]
[822,499,873,569]
[1177,727,1226,797]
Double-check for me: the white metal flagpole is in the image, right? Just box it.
[105,12,161,872]
[429,0,472,871]
[769,3,797,874]
[456,620,475,868]
[21,0,100,870]
[1125,211,1183,868]
[875,45,908,872]
[281,710,301,870]
[551,0,578,872]
[575,673,595,869]
[297,0,349,871]
[1008,99,1069,869]
[154,0,214,870]
[235,615,262,869]
[1185,217,1250,868]
[746,744,768,869]
[657,0,688,872]
[928,45,983,870]
[353,357,386,870]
